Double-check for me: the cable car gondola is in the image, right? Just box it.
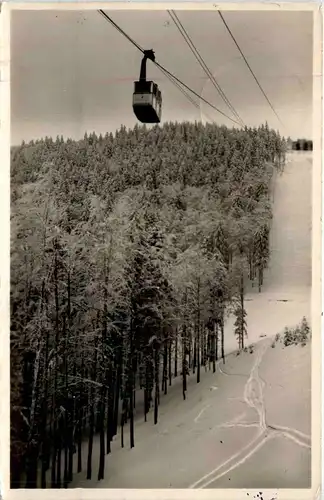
[133,49,162,124]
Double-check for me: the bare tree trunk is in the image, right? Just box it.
[128,317,135,448]
[97,381,107,480]
[249,248,253,281]
[144,385,148,423]
[86,395,95,480]
[120,396,126,449]
[182,328,187,400]
[86,322,99,480]
[162,340,168,395]
[221,316,225,364]
[212,322,217,373]
[107,367,115,454]
[174,333,178,378]
[76,340,85,474]
[196,326,200,384]
[56,421,62,487]
[63,313,69,488]
[113,359,121,437]
[168,340,172,386]
[25,340,41,488]
[51,244,60,488]
[154,344,160,424]
[188,335,191,371]
[68,396,75,483]
[40,312,50,487]
[98,292,108,480]
[144,355,150,422]
[240,274,245,350]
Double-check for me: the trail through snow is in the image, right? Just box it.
[190,339,311,489]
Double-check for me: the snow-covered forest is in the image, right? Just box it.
[10,122,288,488]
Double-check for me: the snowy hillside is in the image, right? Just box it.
[71,151,312,489]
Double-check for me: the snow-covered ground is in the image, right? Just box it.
[71,151,312,489]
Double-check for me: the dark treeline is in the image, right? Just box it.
[10,121,286,488]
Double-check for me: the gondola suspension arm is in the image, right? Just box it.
[139,50,155,81]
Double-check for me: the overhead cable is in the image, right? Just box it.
[218,11,285,130]
[98,9,242,127]
[168,10,245,127]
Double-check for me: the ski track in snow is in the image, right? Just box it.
[190,338,311,489]
[194,405,211,423]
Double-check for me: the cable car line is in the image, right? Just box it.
[157,67,216,122]
[98,9,144,53]
[154,60,242,126]
[168,9,244,126]
[154,60,243,125]
[97,9,242,127]
[160,67,219,122]
[98,9,202,116]
[217,11,285,130]
[98,9,200,119]
[168,10,245,127]
[159,66,201,109]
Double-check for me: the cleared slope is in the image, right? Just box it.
[223,151,312,354]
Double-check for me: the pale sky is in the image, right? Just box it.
[11,9,313,145]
